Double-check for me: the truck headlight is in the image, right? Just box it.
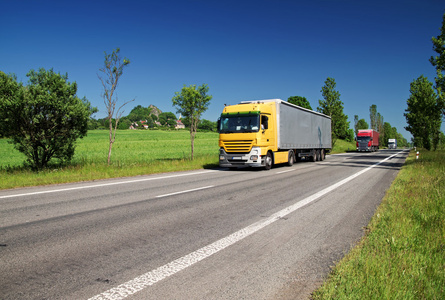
[250,155,258,161]
[220,155,225,161]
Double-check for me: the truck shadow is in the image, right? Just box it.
[325,153,408,171]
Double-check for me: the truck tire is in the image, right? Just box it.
[264,152,273,170]
[310,150,317,162]
[287,151,294,166]
[320,149,325,161]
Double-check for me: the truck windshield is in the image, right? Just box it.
[357,136,371,142]
[219,115,260,133]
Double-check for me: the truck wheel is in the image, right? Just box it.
[287,151,294,166]
[316,150,321,161]
[265,152,273,170]
[320,149,325,161]
[310,150,316,162]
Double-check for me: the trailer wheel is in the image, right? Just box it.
[310,150,317,162]
[287,151,294,166]
[264,152,273,170]
[320,149,325,161]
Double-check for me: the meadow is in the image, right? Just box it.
[313,150,444,299]
[0,129,219,189]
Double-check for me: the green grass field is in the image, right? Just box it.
[312,150,444,299]
[0,130,219,189]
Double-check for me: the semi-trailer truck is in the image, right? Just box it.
[356,129,379,152]
[218,99,332,170]
[388,139,397,149]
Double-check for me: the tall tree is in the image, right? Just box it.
[369,104,378,131]
[377,112,384,146]
[172,84,212,160]
[430,12,445,118]
[404,75,441,150]
[317,77,349,145]
[354,115,359,136]
[0,69,91,170]
[98,48,134,165]
[287,96,312,110]
[383,122,394,147]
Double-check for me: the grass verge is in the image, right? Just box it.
[330,139,356,154]
[312,150,445,299]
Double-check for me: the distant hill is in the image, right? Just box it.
[148,104,162,118]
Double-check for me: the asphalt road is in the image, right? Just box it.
[0,149,408,300]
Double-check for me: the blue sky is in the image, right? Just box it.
[1,0,444,139]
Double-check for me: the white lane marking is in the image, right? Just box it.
[275,169,295,174]
[156,186,215,198]
[0,170,216,199]
[88,151,403,300]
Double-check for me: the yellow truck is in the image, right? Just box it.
[218,99,331,170]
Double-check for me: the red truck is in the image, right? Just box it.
[356,129,379,152]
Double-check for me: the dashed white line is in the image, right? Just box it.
[156,186,215,198]
[275,169,296,174]
[88,151,403,300]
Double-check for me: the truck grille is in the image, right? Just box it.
[223,140,253,153]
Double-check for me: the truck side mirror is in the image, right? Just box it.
[217,118,221,133]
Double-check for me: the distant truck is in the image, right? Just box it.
[218,99,332,169]
[388,139,397,149]
[356,129,379,152]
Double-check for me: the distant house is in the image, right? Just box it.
[140,120,149,129]
[175,119,185,129]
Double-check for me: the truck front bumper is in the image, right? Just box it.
[219,147,263,168]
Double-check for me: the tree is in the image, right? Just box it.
[354,115,369,136]
[127,105,153,122]
[198,119,217,131]
[383,122,394,147]
[430,12,445,119]
[354,115,359,136]
[377,112,384,146]
[317,77,349,145]
[356,118,369,131]
[287,96,312,110]
[172,84,212,160]
[404,75,442,150]
[158,112,177,127]
[98,48,134,165]
[369,104,378,131]
[0,69,91,170]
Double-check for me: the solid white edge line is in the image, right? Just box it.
[88,151,404,300]
[0,170,216,199]
[156,186,215,198]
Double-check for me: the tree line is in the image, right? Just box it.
[288,79,408,148]
[87,105,217,132]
